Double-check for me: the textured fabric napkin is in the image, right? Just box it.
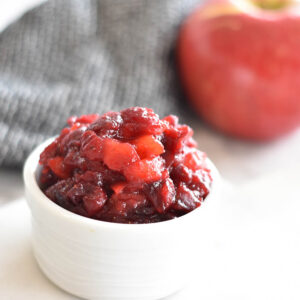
[0,0,201,168]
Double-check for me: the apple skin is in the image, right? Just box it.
[178,0,300,140]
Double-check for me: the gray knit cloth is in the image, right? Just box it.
[0,0,201,168]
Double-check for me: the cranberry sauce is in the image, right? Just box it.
[39,107,212,224]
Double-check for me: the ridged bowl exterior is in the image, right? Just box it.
[23,139,221,300]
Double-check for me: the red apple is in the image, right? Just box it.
[178,0,300,140]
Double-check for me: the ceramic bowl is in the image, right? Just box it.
[23,138,221,300]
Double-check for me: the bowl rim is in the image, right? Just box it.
[23,137,221,231]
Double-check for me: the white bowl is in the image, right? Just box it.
[23,138,221,300]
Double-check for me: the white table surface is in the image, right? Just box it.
[0,1,300,299]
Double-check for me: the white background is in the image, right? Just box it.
[0,1,300,299]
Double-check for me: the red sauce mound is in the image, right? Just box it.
[39,107,212,224]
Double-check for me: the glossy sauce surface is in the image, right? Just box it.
[39,107,212,223]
